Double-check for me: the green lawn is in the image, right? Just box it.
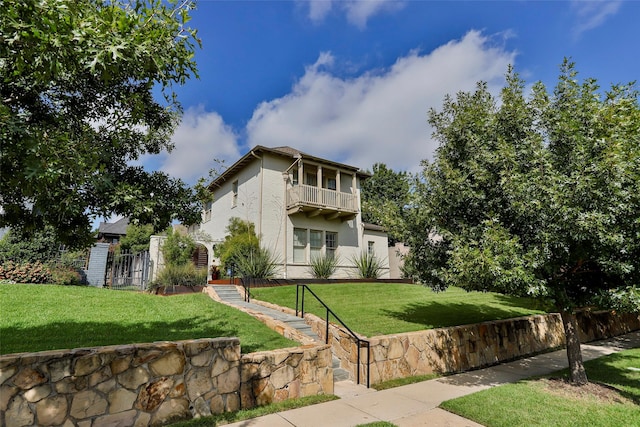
[440,348,640,427]
[0,284,296,355]
[250,283,550,337]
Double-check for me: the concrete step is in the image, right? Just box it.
[332,356,351,382]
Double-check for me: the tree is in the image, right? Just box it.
[1,0,202,249]
[361,163,411,245]
[162,227,196,267]
[118,223,154,253]
[214,217,259,275]
[406,61,640,385]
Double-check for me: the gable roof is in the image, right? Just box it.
[208,145,371,189]
[97,217,129,236]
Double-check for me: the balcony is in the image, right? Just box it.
[287,184,358,220]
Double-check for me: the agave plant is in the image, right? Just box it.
[351,251,384,279]
[234,246,280,279]
[308,253,339,279]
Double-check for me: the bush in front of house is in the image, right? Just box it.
[149,228,206,292]
[351,251,385,279]
[308,254,339,279]
[149,263,207,292]
[234,246,280,279]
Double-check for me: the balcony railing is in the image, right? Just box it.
[287,184,358,216]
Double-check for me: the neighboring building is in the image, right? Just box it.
[196,146,390,279]
[96,217,129,244]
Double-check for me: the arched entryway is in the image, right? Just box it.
[192,244,209,270]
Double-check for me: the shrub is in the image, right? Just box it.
[162,227,196,266]
[149,263,207,292]
[308,254,339,279]
[0,261,52,284]
[0,227,61,263]
[50,267,86,286]
[351,251,385,279]
[234,246,280,279]
[215,218,260,275]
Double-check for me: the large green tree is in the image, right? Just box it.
[361,163,411,245]
[1,0,202,248]
[407,61,640,385]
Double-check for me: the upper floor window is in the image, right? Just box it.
[232,180,238,207]
[326,177,337,191]
[368,241,375,255]
[204,201,212,222]
[305,172,317,187]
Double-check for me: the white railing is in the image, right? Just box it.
[287,184,358,212]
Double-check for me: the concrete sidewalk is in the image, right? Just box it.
[223,331,640,427]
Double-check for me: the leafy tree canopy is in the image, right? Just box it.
[406,61,640,385]
[118,223,154,254]
[361,163,411,245]
[1,0,202,249]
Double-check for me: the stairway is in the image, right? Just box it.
[211,285,351,384]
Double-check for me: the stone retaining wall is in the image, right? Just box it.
[305,310,640,385]
[0,339,333,427]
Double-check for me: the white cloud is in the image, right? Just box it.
[246,30,516,173]
[146,106,240,183]
[571,0,622,38]
[306,0,404,28]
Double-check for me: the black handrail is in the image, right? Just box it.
[243,278,250,302]
[295,284,370,388]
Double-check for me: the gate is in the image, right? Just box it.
[107,250,151,291]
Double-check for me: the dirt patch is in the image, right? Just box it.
[541,378,632,405]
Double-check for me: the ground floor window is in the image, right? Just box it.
[326,232,337,259]
[310,230,323,260]
[293,228,307,263]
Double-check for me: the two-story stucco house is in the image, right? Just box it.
[196,145,389,279]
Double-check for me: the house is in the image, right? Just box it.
[196,146,390,279]
[96,217,129,244]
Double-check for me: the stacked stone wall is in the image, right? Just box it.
[304,310,640,385]
[0,339,333,426]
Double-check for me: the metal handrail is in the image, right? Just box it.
[295,284,370,387]
[243,278,250,303]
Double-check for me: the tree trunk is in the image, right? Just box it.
[560,310,588,385]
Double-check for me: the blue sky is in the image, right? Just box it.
[142,0,640,182]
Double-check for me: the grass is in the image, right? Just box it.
[0,284,296,355]
[372,373,441,391]
[169,394,339,426]
[251,283,550,337]
[440,348,640,427]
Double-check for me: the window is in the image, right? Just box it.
[326,177,337,191]
[204,201,212,222]
[368,241,375,255]
[305,172,317,186]
[232,180,238,207]
[292,170,299,185]
[310,230,323,259]
[326,232,337,258]
[293,228,307,263]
